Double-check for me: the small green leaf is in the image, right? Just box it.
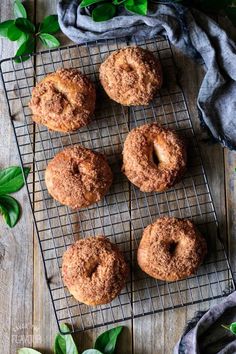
[7,23,23,41]
[124,0,147,15]
[0,20,15,38]
[18,349,42,354]
[230,322,236,335]
[0,195,20,228]
[14,36,34,63]
[80,0,105,8]
[82,351,103,354]
[39,15,60,34]
[17,32,29,46]
[39,33,60,48]
[54,323,79,354]
[14,0,27,19]
[92,3,116,22]
[226,7,236,26]
[0,166,30,195]
[15,18,35,33]
[94,326,123,354]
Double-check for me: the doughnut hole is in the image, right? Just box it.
[168,241,178,255]
[152,141,170,166]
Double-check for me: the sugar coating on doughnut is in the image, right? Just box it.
[122,123,187,192]
[99,46,162,106]
[29,68,96,132]
[45,145,113,209]
[62,236,129,306]
[137,217,207,281]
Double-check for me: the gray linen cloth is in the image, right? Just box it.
[57,0,236,150]
[174,291,236,354]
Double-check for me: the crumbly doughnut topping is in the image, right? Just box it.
[137,217,207,281]
[45,145,113,209]
[62,236,129,306]
[122,123,187,192]
[99,46,162,106]
[29,68,96,132]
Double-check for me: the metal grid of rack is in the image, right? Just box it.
[0,35,235,334]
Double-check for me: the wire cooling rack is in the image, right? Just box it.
[0,35,235,334]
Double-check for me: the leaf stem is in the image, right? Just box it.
[221,324,231,330]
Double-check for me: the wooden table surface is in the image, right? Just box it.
[0,2,236,354]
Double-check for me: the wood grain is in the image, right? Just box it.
[0,4,235,354]
[0,1,34,353]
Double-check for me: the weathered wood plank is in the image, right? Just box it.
[133,38,229,354]
[0,2,35,353]
[33,2,133,353]
[0,4,235,354]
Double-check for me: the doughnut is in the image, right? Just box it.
[45,145,113,209]
[29,68,96,132]
[99,46,162,106]
[122,123,187,192]
[137,217,207,281]
[62,236,129,306]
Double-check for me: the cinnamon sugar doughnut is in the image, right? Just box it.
[62,236,129,306]
[122,123,187,192]
[45,145,113,209]
[137,217,207,281]
[29,68,96,132]
[99,46,162,106]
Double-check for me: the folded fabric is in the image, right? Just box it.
[174,291,236,354]
[57,0,236,150]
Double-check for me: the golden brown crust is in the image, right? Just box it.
[137,217,207,281]
[45,145,113,209]
[99,46,162,106]
[29,68,96,132]
[122,123,187,192]
[62,236,129,306]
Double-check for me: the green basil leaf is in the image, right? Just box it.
[14,36,34,63]
[18,349,42,354]
[0,20,15,38]
[7,23,23,41]
[54,323,79,354]
[39,33,60,48]
[94,326,123,354]
[82,351,103,354]
[226,7,236,26]
[0,166,30,195]
[17,32,29,46]
[92,3,116,22]
[14,0,27,19]
[39,15,60,34]
[80,0,105,8]
[124,0,147,15]
[230,322,236,335]
[0,195,20,228]
[15,18,35,33]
